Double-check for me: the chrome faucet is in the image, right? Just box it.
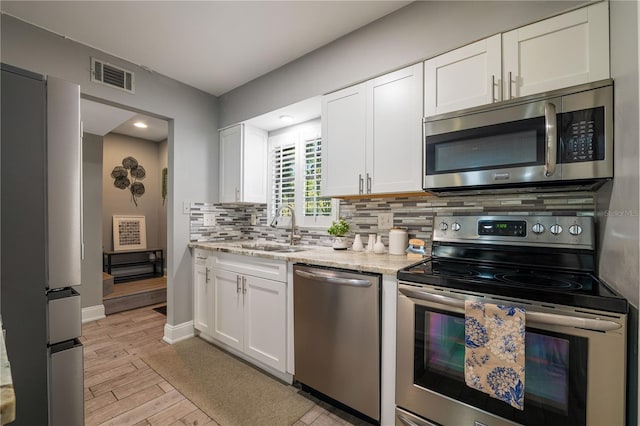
[270,204,300,245]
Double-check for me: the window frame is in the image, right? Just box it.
[267,119,336,229]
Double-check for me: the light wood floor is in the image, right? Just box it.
[82,303,215,426]
[82,304,371,426]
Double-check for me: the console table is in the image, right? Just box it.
[103,248,164,283]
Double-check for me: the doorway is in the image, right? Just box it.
[81,98,170,316]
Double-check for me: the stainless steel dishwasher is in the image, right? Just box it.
[293,264,380,422]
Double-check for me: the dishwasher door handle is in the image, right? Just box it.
[295,269,372,287]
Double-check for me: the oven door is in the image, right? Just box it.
[396,283,626,426]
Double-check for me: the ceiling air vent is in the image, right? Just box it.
[91,58,135,94]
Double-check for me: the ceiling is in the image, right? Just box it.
[81,99,168,141]
[3,1,410,140]
[1,1,411,97]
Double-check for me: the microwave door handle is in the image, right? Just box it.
[544,102,557,177]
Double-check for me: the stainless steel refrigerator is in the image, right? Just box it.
[1,63,84,425]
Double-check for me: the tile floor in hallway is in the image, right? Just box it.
[82,303,373,426]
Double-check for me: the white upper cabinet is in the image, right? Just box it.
[424,34,502,116]
[219,123,267,203]
[423,2,609,116]
[366,63,424,194]
[321,83,367,197]
[503,1,609,99]
[322,63,423,197]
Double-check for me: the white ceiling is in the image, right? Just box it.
[3,1,410,140]
[81,99,169,141]
[1,0,411,97]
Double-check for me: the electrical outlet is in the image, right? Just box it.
[378,212,393,230]
[183,201,190,215]
[203,213,216,227]
[250,213,257,226]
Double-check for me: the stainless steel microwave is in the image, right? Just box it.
[423,80,613,193]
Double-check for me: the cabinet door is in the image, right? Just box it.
[193,262,212,335]
[321,83,367,196]
[366,63,424,194]
[243,275,286,371]
[424,35,501,116]
[242,125,267,203]
[219,125,242,203]
[211,268,244,350]
[503,2,609,99]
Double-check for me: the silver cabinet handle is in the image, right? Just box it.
[242,276,247,294]
[544,102,557,177]
[366,173,372,194]
[295,269,372,287]
[358,174,363,194]
[508,71,513,99]
[399,287,621,332]
[205,267,210,284]
[236,275,241,293]
[491,75,496,103]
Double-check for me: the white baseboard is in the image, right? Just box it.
[163,321,195,344]
[82,305,106,323]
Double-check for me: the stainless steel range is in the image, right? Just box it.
[396,215,628,426]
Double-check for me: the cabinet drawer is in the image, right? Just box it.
[193,248,210,265]
[209,252,287,282]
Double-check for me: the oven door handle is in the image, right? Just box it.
[399,287,622,332]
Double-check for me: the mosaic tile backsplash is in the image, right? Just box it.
[190,191,596,254]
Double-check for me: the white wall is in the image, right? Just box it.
[1,15,219,326]
[219,0,587,126]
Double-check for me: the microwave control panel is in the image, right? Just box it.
[560,106,605,163]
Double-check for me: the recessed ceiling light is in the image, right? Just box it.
[280,115,293,124]
[134,122,148,129]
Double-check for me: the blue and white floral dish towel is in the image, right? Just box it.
[464,300,526,410]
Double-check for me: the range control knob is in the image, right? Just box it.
[569,224,583,236]
[550,224,563,235]
[439,222,448,231]
[451,222,461,231]
[532,223,545,234]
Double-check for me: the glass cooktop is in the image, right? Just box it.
[398,258,628,314]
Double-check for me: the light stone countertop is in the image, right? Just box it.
[189,241,422,275]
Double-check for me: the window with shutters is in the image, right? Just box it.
[268,119,334,228]
[270,143,296,218]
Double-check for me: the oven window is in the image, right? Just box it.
[426,116,546,175]
[415,308,587,425]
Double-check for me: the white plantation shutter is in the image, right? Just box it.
[304,137,331,218]
[268,119,334,228]
[271,143,296,217]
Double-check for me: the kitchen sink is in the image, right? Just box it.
[239,243,311,253]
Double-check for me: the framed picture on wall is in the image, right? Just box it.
[113,215,147,251]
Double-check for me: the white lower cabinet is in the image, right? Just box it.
[196,251,288,374]
[193,249,213,336]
